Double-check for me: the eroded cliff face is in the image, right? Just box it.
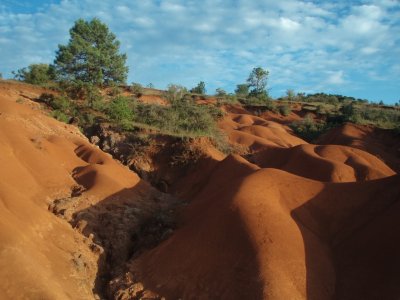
[0,82,178,299]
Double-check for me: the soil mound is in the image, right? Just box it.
[252,143,395,182]
[220,113,306,151]
[0,81,162,299]
[1,81,399,300]
[317,123,400,172]
[126,155,400,299]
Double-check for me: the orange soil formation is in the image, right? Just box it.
[219,113,306,151]
[0,81,164,299]
[126,111,399,299]
[318,123,400,172]
[252,144,395,182]
[128,155,400,299]
[138,94,168,106]
[1,81,399,299]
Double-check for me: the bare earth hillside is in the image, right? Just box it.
[0,81,399,300]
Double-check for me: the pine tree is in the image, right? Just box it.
[54,18,128,86]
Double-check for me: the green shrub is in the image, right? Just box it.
[108,85,123,96]
[133,99,221,138]
[51,110,70,123]
[190,81,206,94]
[130,83,143,96]
[290,114,329,142]
[279,104,291,116]
[340,103,400,128]
[235,84,249,98]
[107,96,135,125]
[81,112,97,127]
[50,96,72,111]
[215,88,227,97]
[85,85,105,109]
[165,84,188,103]
[13,64,56,85]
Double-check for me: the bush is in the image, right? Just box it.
[85,85,105,109]
[285,89,296,102]
[13,64,56,85]
[215,94,239,106]
[108,85,123,97]
[290,114,329,142]
[241,93,275,110]
[215,88,227,97]
[354,106,400,128]
[235,84,249,98]
[190,81,206,95]
[107,96,135,125]
[50,110,70,123]
[133,99,222,138]
[50,96,72,111]
[130,83,143,96]
[279,103,291,116]
[165,84,188,103]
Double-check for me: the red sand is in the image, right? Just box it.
[317,122,400,172]
[1,81,399,299]
[219,113,306,151]
[128,155,400,299]
[0,81,153,299]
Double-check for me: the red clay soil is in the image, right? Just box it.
[252,143,395,182]
[219,113,306,151]
[1,81,399,299]
[127,154,400,299]
[317,123,400,172]
[259,110,302,125]
[0,81,163,299]
[138,94,168,106]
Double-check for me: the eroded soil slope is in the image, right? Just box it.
[0,81,175,299]
[1,81,399,300]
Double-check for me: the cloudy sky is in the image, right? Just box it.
[1,0,399,103]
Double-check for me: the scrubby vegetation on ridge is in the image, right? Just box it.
[9,17,399,146]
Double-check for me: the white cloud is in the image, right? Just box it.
[326,71,346,85]
[160,1,185,12]
[0,0,399,102]
[279,17,301,31]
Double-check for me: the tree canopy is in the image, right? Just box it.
[235,83,249,97]
[190,81,206,94]
[247,67,269,96]
[13,64,56,85]
[54,18,128,86]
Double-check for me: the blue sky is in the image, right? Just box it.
[1,0,399,103]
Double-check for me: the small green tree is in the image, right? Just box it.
[54,18,128,86]
[165,84,188,102]
[190,81,206,94]
[247,67,269,97]
[235,84,249,97]
[215,88,227,97]
[286,89,296,102]
[13,64,56,84]
[107,96,134,123]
